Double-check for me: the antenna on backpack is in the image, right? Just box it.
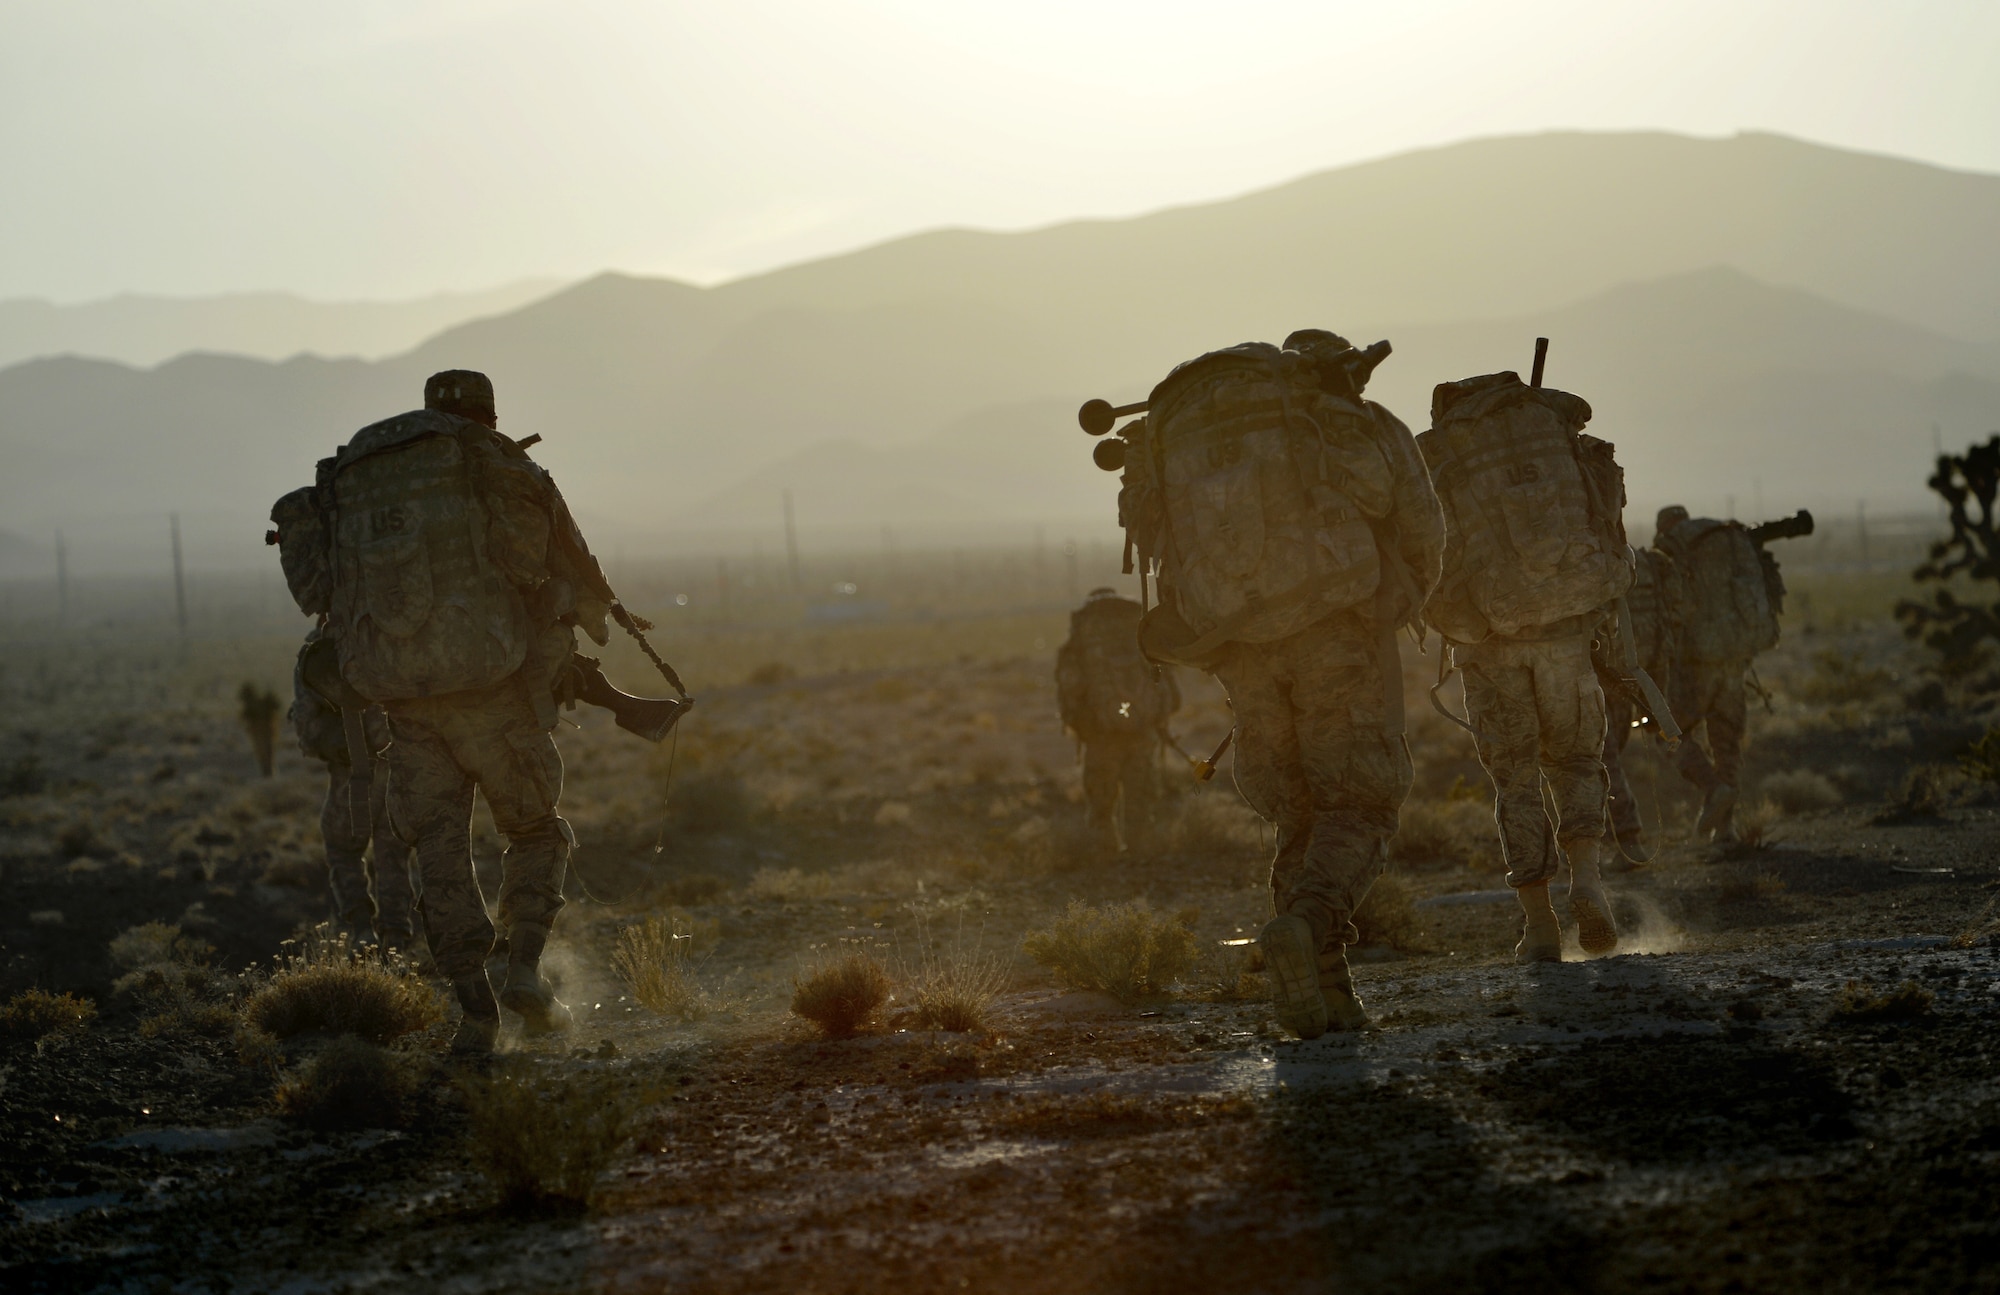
[1530,337,1549,388]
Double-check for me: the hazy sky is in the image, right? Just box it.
[4,0,1997,303]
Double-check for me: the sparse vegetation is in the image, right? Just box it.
[1390,797,1495,868]
[0,988,96,1041]
[614,915,721,1021]
[791,948,893,1038]
[242,925,443,1044]
[274,1036,428,1130]
[1833,980,1935,1024]
[1898,435,2000,666]
[1874,765,1951,824]
[910,916,1008,1033]
[1760,769,1842,814]
[0,753,46,797]
[1354,873,1421,949]
[1734,799,1786,849]
[1021,900,1200,1002]
[462,1066,630,1212]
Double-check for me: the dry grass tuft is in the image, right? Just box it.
[1832,980,1934,1024]
[1717,864,1788,903]
[791,949,893,1039]
[274,1036,428,1131]
[463,1066,631,1212]
[1021,900,1200,1002]
[749,866,835,902]
[242,924,443,1044]
[1734,799,1787,849]
[1759,770,1842,815]
[1390,798,1496,868]
[613,915,721,1022]
[1354,873,1422,950]
[0,988,96,1041]
[910,916,1008,1033]
[994,1090,1253,1139]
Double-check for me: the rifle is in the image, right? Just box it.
[568,653,689,743]
[1161,727,1232,782]
[1747,509,1815,545]
[1607,596,1681,746]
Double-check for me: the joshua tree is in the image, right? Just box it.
[1897,434,2000,666]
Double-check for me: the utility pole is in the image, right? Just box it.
[170,513,188,637]
[55,529,68,627]
[782,489,801,593]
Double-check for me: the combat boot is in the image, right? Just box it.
[1696,783,1738,843]
[1515,881,1563,964]
[1316,947,1370,1032]
[497,922,573,1037]
[450,973,500,1055]
[1567,839,1620,956]
[1261,914,1327,1040]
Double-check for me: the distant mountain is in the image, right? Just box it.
[0,279,563,369]
[3,131,1998,572]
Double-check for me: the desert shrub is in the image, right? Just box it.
[1759,770,1842,815]
[1164,794,1262,858]
[1898,435,2000,666]
[1734,799,1786,850]
[672,770,752,833]
[1792,649,1898,706]
[749,866,834,902]
[56,820,100,860]
[1021,900,1199,1002]
[790,950,893,1039]
[1962,729,2000,783]
[109,921,213,973]
[0,754,46,798]
[274,1036,428,1131]
[910,917,1008,1033]
[656,871,728,907]
[1354,873,1420,950]
[1390,799,1494,868]
[1717,863,1787,903]
[1832,980,1934,1024]
[463,1067,630,1212]
[0,989,96,1041]
[1874,765,1952,824]
[613,915,720,1022]
[242,926,443,1044]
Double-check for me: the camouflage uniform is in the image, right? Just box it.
[1079,735,1162,853]
[1453,626,1609,887]
[1598,545,1679,855]
[291,641,413,944]
[320,755,414,944]
[1670,659,1749,800]
[1215,608,1415,950]
[1056,590,1178,854]
[383,675,568,979]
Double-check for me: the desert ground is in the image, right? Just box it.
[3,538,1998,1293]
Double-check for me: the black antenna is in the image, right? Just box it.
[1530,337,1549,388]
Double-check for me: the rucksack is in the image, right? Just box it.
[1418,372,1631,641]
[1657,519,1783,663]
[1118,343,1403,660]
[1624,546,1679,681]
[320,410,536,701]
[1056,596,1175,736]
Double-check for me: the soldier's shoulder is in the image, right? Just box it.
[334,409,464,467]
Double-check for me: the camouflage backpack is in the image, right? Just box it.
[1624,546,1679,682]
[1418,372,1632,642]
[1117,343,1404,663]
[1056,593,1175,736]
[1656,519,1783,664]
[313,410,536,701]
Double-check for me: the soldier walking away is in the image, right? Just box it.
[1085,329,1443,1038]
[290,627,414,949]
[1652,504,1812,842]
[1421,365,1632,963]
[1595,544,1681,864]
[269,369,665,1054]
[1055,588,1180,855]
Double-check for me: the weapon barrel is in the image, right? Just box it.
[1747,509,1815,544]
[575,659,691,743]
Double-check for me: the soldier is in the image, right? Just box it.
[1055,587,1180,855]
[1595,544,1681,864]
[1101,329,1443,1038]
[289,627,414,948]
[272,369,627,1054]
[1422,370,1633,963]
[1652,504,1809,842]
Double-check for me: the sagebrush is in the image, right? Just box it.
[463,1067,630,1212]
[275,1036,428,1131]
[791,949,893,1038]
[0,989,96,1041]
[242,925,442,1043]
[1021,900,1199,1002]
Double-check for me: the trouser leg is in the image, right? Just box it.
[366,756,416,944]
[320,762,376,930]
[383,716,488,980]
[1463,656,1559,889]
[1114,737,1160,852]
[1079,738,1124,851]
